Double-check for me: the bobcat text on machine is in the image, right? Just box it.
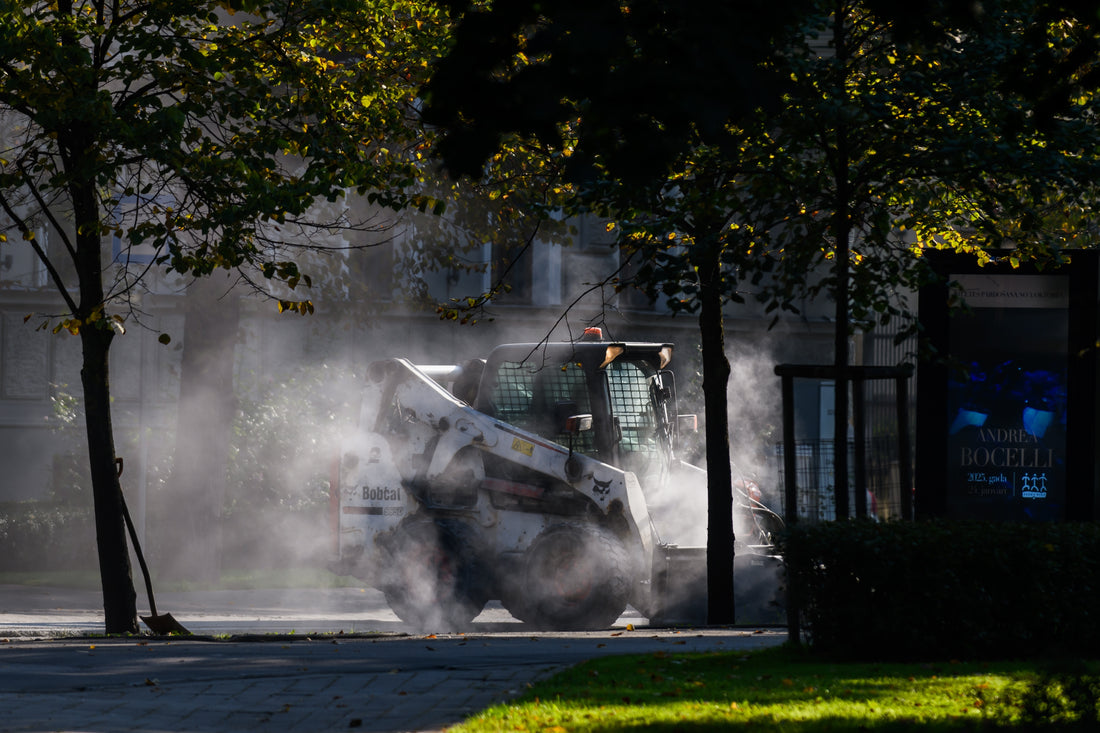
[330,328,784,630]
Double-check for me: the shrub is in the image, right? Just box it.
[993,661,1100,730]
[781,519,1100,660]
[0,501,97,573]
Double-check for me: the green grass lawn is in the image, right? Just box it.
[452,645,1099,731]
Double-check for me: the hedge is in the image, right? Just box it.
[0,502,97,573]
[781,519,1100,661]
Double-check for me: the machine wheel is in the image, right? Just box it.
[513,524,632,631]
[381,517,487,630]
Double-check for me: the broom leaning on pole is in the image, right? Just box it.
[116,457,189,635]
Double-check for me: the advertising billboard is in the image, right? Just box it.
[945,274,1069,520]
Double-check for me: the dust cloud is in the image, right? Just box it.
[78,269,788,632]
[220,321,783,631]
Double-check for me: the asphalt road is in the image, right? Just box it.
[2,584,511,637]
[0,584,639,637]
[0,585,787,732]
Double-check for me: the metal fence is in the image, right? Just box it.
[775,437,910,522]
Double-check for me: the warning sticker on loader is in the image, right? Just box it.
[511,437,535,456]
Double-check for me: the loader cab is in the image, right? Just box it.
[474,332,684,478]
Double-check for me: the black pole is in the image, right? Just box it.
[779,372,800,645]
[853,377,866,518]
[897,375,913,520]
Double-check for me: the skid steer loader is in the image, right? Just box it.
[330,328,784,630]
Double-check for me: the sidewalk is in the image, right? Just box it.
[0,632,787,732]
[0,586,787,732]
[1,633,559,733]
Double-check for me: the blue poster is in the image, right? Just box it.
[946,274,1069,521]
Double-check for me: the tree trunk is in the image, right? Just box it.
[698,239,735,625]
[67,155,139,634]
[832,5,852,518]
[833,210,851,518]
[158,276,240,583]
[80,324,138,633]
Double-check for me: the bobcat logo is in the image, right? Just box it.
[592,476,613,497]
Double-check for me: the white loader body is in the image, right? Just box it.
[332,337,783,630]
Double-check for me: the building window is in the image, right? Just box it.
[616,246,656,311]
[577,216,615,251]
[349,241,395,301]
[492,240,533,303]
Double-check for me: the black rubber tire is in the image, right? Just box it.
[381,517,488,630]
[512,523,632,631]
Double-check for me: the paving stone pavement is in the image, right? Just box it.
[0,629,788,733]
[0,586,788,732]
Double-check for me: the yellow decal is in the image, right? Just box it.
[511,437,535,456]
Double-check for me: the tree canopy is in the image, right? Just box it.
[0,0,453,303]
[0,0,450,632]
[424,0,815,185]
[422,0,1100,622]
